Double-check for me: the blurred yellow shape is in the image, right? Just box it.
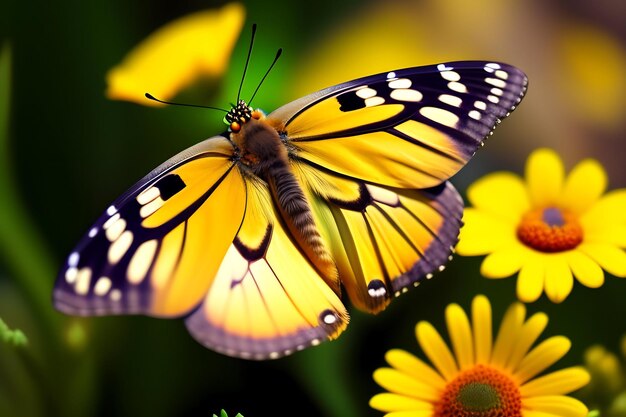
[106,3,245,105]
[557,23,626,127]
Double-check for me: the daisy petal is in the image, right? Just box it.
[385,411,433,417]
[516,336,571,383]
[467,172,530,222]
[520,367,590,397]
[492,302,526,368]
[566,251,604,288]
[472,295,492,364]
[372,368,440,402]
[517,255,546,302]
[445,304,473,370]
[579,242,626,277]
[480,244,526,278]
[415,321,458,380]
[523,395,589,417]
[369,393,432,412]
[456,209,516,256]
[544,255,574,303]
[560,159,607,215]
[582,189,626,225]
[385,349,446,390]
[526,149,564,208]
[522,411,561,417]
[505,312,548,372]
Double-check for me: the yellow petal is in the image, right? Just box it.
[445,304,474,370]
[544,255,574,303]
[559,159,607,215]
[505,312,548,372]
[372,368,440,402]
[584,189,626,223]
[369,393,433,412]
[517,254,546,303]
[526,149,564,208]
[565,250,604,288]
[520,367,590,397]
[415,321,458,381]
[523,395,589,417]
[579,242,626,277]
[472,295,492,364]
[106,3,245,105]
[480,244,526,278]
[456,209,516,256]
[385,411,433,417]
[515,336,571,383]
[583,189,626,247]
[522,411,561,417]
[467,172,530,222]
[492,302,526,369]
[384,349,446,390]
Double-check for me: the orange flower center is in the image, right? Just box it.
[516,207,583,252]
[434,364,522,417]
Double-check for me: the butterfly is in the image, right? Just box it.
[54,59,527,360]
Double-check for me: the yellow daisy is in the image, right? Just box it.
[457,148,626,303]
[370,295,590,417]
[106,3,245,105]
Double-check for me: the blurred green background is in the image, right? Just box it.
[1,0,626,416]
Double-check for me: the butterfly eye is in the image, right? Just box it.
[230,121,241,132]
[251,110,263,120]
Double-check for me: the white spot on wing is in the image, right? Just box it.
[439,94,462,107]
[106,205,117,216]
[440,71,460,82]
[108,230,133,264]
[105,218,127,242]
[68,252,80,267]
[386,71,397,79]
[420,107,460,127]
[94,277,112,296]
[103,213,121,230]
[447,81,468,93]
[488,95,500,104]
[469,110,481,120]
[110,289,122,301]
[474,100,487,110]
[491,87,504,96]
[390,89,422,102]
[75,267,92,295]
[127,239,158,284]
[486,77,507,88]
[495,69,509,79]
[486,62,501,69]
[139,197,164,218]
[356,87,377,99]
[388,78,411,89]
[88,227,98,238]
[65,267,78,284]
[366,184,400,206]
[437,63,453,71]
[137,187,160,205]
[322,312,337,325]
[365,96,385,107]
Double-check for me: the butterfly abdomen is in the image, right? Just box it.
[232,118,338,283]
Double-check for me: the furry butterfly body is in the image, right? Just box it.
[54,61,527,359]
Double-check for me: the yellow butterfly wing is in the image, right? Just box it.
[270,61,527,189]
[185,177,348,359]
[293,162,463,313]
[54,136,246,317]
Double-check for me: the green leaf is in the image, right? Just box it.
[0,317,28,346]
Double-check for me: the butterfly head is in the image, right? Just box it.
[225,100,265,133]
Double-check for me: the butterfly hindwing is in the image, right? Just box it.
[294,162,463,313]
[54,136,247,317]
[270,61,527,189]
[185,177,349,359]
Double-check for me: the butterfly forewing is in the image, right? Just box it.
[270,61,527,189]
[54,136,247,317]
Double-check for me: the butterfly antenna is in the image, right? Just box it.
[249,48,282,106]
[237,23,257,103]
[145,93,229,113]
